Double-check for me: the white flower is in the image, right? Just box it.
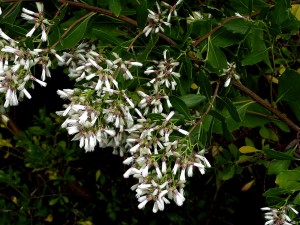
[21,2,52,41]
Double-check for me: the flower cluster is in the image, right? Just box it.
[55,44,211,211]
[261,205,299,225]
[0,30,51,107]
[56,43,142,154]
[21,2,52,42]
[221,62,240,87]
[143,0,183,36]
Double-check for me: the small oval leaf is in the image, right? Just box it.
[239,146,261,154]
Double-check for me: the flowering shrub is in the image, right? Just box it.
[0,0,300,224]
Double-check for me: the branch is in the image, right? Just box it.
[50,12,95,49]
[232,80,300,132]
[189,81,220,133]
[56,0,177,46]
[193,16,240,47]
[192,8,272,47]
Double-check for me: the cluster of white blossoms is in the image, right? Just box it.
[261,205,299,225]
[1,1,212,212]
[56,44,211,211]
[21,2,52,42]
[143,0,183,36]
[0,2,55,108]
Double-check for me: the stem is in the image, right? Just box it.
[232,80,300,132]
[2,0,22,18]
[193,16,240,47]
[50,12,95,49]
[56,0,177,46]
[189,81,220,133]
[192,8,272,47]
[127,31,143,52]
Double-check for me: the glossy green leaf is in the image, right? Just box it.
[198,72,212,99]
[56,14,93,50]
[206,40,227,73]
[91,27,122,46]
[218,97,241,122]
[275,170,300,191]
[179,94,206,108]
[223,19,252,34]
[222,121,234,141]
[136,0,148,30]
[49,198,59,206]
[259,126,279,142]
[169,96,192,120]
[278,69,300,122]
[263,187,291,197]
[263,148,296,160]
[241,45,270,66]
[293,192,300,205]
[268,160,291,175]
[221,165,236,181]
[109,0,122,17]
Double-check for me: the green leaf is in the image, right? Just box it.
[272,0,291,25]
[239,146,261,154]
[276,170,300,191]
[268,160,291,175]
[263,187,291,197]
[109,0,122,17]
[241,45,270,66]
[212,28,243,47]
[223,19,252,34]
[137,34,159,61]
[91,27,122,46]
[1,2,21,24]
[49,198,59,206]
[206,40,227,73]
[136,0,148,30]
[263,148,296,160]
[222,121,234,141]
[218,97,241,122]
[243,102,272,128]
[259,126,279,141]
[278,69,300,122]
[95,169,101,182]
[221,165,236,181]
[179,94,206,108]
[169,96,192,120]
[56,14,93,50]
[293,192,300,205]
[197,72,212,99]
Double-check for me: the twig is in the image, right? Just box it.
[232,80,300,132]
[193,16,240,47]
[127,31,143,52]
[189,81,220,133]
[56,0,177,46]
[192,7,272,47]
[2,0,22,18]
[50,12,95,49]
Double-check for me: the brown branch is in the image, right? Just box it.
[189,81,220,133]
[56,0,177,46]
[232,80,300,132]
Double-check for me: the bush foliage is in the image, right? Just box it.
[0,0,300,224]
